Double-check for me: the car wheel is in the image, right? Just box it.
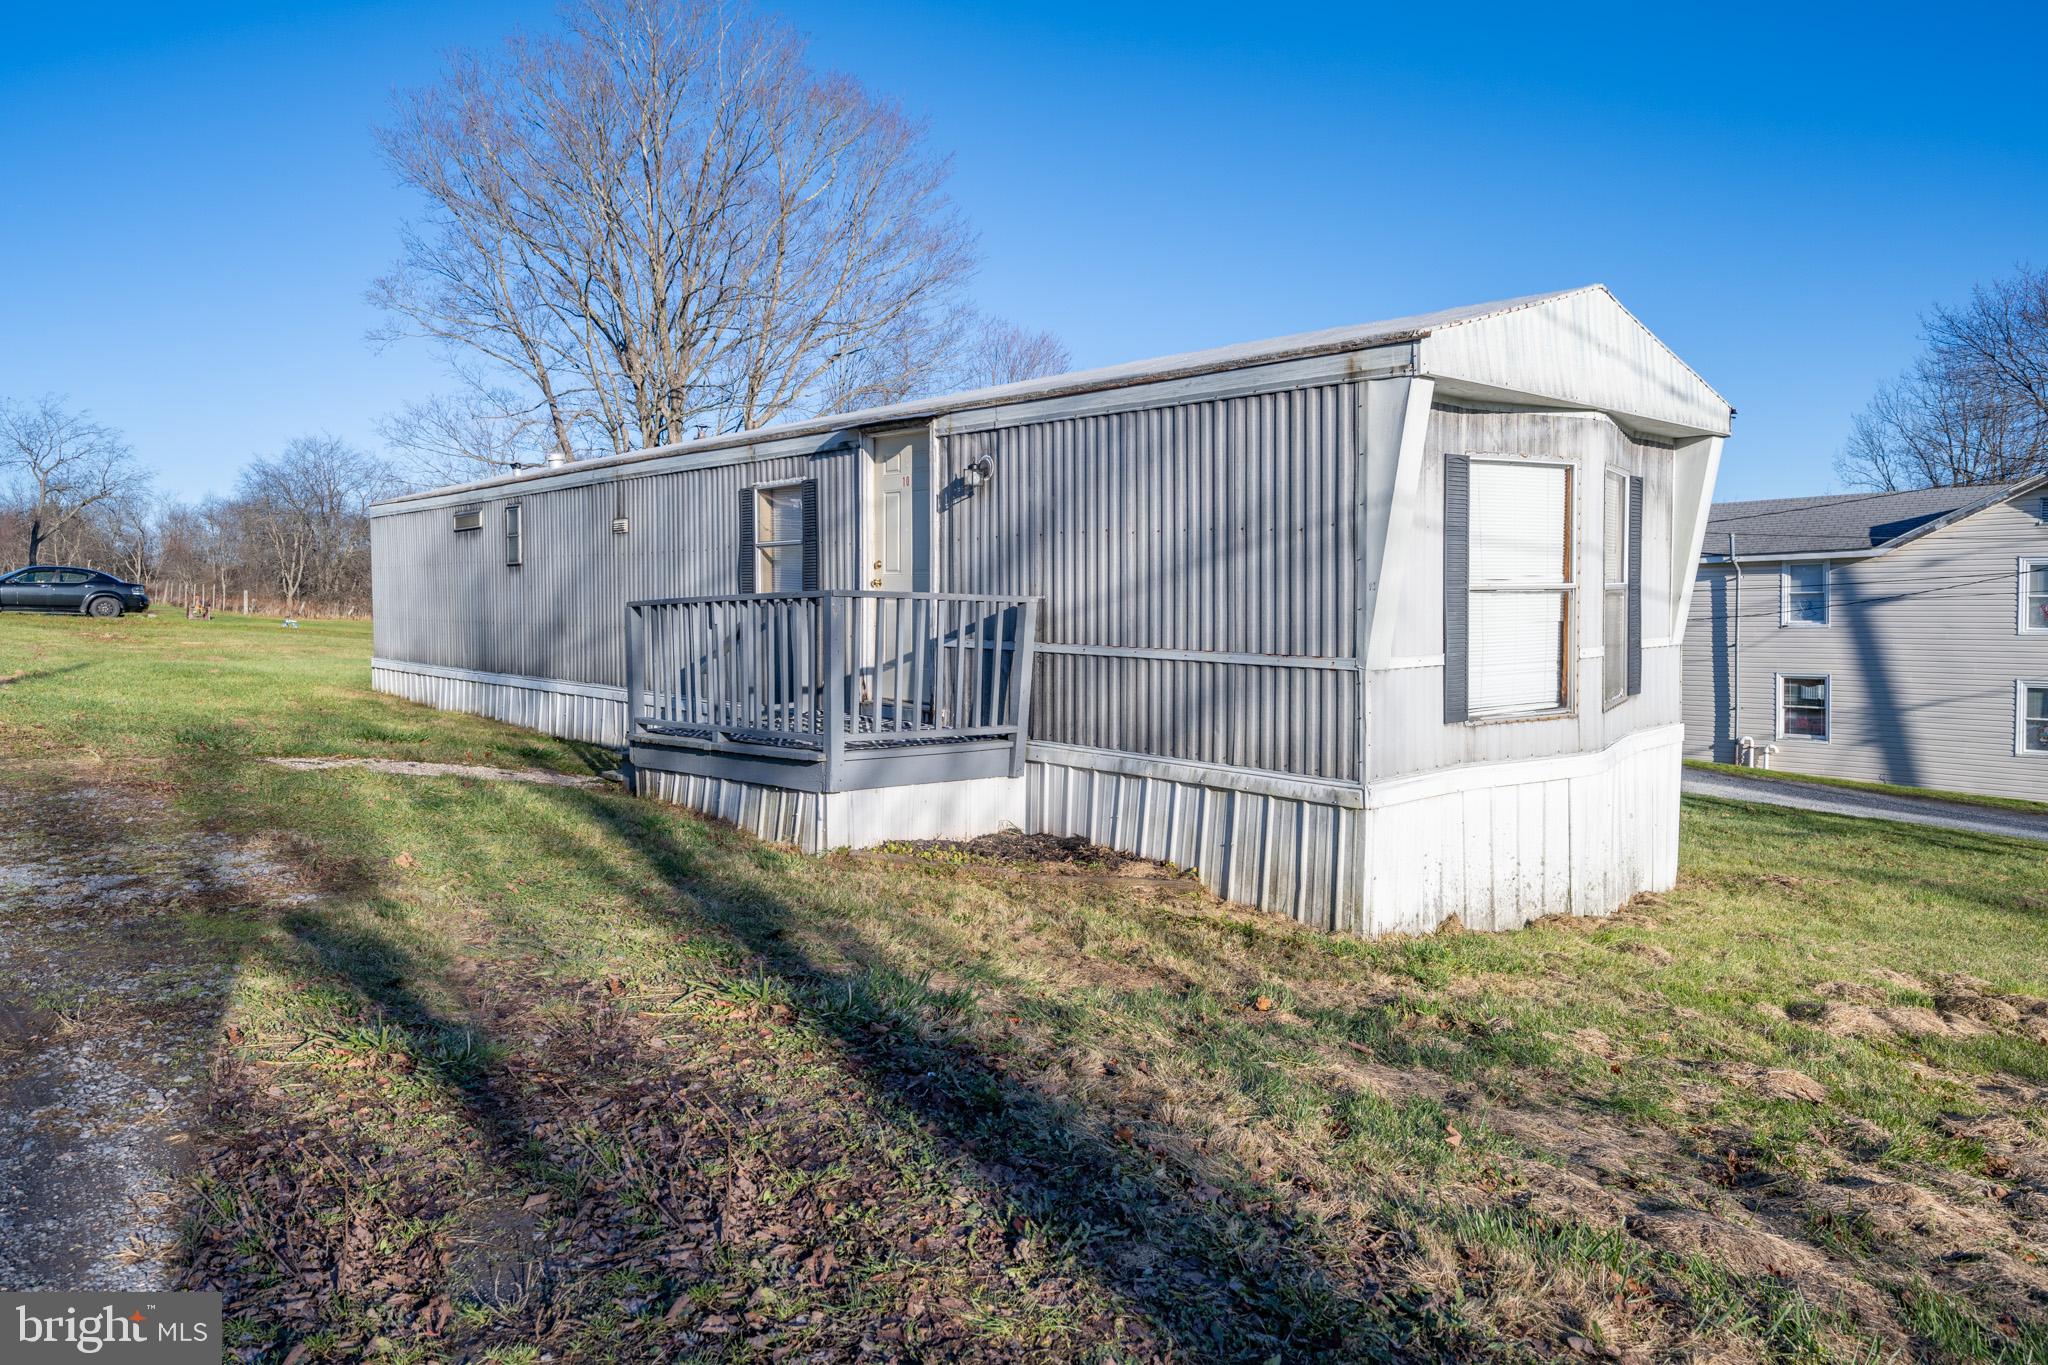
[87,595,124,618]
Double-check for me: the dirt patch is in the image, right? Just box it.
[262,757,603,787]
[882,830,1133,869]
[1722,1064,1829,1103]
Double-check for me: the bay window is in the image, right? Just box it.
[1603,471,1629,706]
[1452,459,1574,719]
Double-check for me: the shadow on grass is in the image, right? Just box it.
[167,737,1479,1362]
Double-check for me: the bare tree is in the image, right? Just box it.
[236,437,393,613]
[1839,265,2048,489]
[954,317,1073,390]
[372,0,977,459]
[380,388,550,489]
[0,395,147,562]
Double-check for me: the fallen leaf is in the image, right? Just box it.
[1252,996,1275,1012]
[1444,1124,1463,1149]
[394,851,416,869]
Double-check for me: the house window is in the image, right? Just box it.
[1782,562,1828,626]
[1466,460,1573,717]
[2021,558,2048,633]
[452,507,483,533]
[1778,674,1830,741]
[1602,470,1629,706]
[505,503,523,567]
[754,483,807,592]
[2021,683,2048,756]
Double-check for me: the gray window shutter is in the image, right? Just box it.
[736,487,756,594]
[800,478,820,591]
[1443,455,1470,723]
[1626,474,1644,697]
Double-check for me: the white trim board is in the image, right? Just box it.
[1361,723,1682,811]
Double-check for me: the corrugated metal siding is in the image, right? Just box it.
[371,663,627,746]
[1682,497,2048,800]
[372,448,860,689]
[1027,760,1363,933]
[635,768,823,850]
[938,382,1361,779]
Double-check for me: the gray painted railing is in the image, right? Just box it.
[624,591,1039,777]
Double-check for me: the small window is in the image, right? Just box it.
[452,507,483,533]
[505,503,523,567]
[2021,558,2048,634]
[1778,675,1830,741]
[2033,495,2048,525]
[755,484,806,592]
[1782,562,1828,626]
[1466,460,1573,717]
[1602,470,1629,707]
[2021,683,2048,756]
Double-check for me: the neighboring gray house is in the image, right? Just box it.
[1683,479,2048,800]
[371,286,1732,937]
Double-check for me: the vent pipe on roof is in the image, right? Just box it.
[544,449,575,469]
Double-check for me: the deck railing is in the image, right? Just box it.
[624,591,1039,779]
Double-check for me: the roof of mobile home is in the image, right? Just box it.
[373,283,1734,515]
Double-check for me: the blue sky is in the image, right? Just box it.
[2,1,2042,503]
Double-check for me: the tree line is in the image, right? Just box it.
[4,0,1075,615]
[0,404,391,616]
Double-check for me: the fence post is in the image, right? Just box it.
[1009,599,1038,778]
[822,594,846,786]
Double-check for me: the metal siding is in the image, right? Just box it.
[934,382,1360,780]
[1026,759,1363,934]
[372,449,859,691]
[1682,496,2048,800]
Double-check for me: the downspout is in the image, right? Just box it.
[1728,532,1743,761]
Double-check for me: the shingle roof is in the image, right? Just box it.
[1704,483,2031,556]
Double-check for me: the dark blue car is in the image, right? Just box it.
[0,565,150,617]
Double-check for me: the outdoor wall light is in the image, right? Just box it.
[961,455,995,488]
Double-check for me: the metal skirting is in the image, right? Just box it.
[633,767,824,850]
[371,662,627,746]
[1026,760,1364,933]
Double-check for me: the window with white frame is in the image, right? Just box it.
[1782,562,1828,626]
[2022,558,2048,633]
[1778,675,1830,740]
[504,502,523,566]
[754,484,807,592]
[1602,470,1629,706]
[2022,682,2048,756]
[1466,460,1573,717]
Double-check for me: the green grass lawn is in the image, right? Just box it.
[5,612,2048,1363]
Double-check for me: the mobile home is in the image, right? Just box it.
[370,285,1731,936]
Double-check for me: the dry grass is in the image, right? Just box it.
[4,612,2047,1362]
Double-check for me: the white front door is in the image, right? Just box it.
[866,429,930,592]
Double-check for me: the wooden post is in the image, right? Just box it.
[242,590,249,615]
[1009,599,1038,778]
[822,594,846,787]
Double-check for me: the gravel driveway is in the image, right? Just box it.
[1682,769,2048,845]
